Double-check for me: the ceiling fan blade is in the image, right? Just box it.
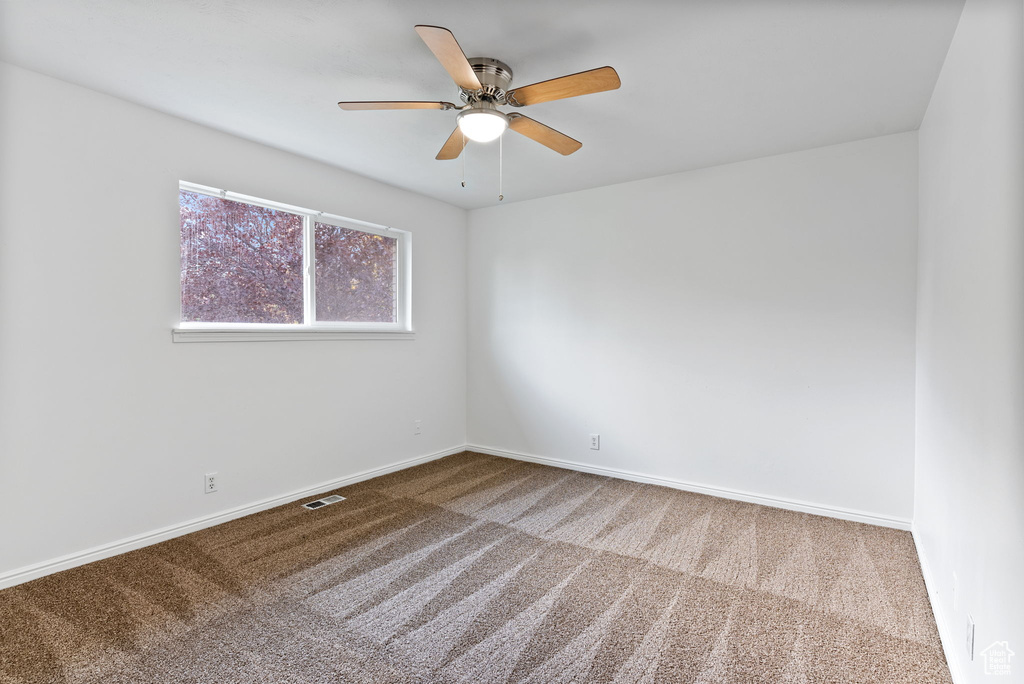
[508,115,582,155]
[436,127,468,160]
[337,101,456,111]
[414,25,482,91]
[506,66,620,107]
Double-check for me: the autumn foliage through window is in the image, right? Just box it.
[315,223,396,323]
[180,191,304,324]
[179,186,404,328]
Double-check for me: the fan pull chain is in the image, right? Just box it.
[498,134,504,201]
[461,129,466,188]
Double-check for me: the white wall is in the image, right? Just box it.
[467,133,919,523]
[915,0,1024,680]
[0,62,467,579]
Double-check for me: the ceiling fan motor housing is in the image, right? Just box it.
[461,58,513,104]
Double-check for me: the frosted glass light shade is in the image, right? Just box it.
[457,109,509,142]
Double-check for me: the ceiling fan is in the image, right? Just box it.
[338,25,621,160]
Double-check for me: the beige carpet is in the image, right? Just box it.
[0,451,950,683]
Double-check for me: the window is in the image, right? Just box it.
[175,181,411,342]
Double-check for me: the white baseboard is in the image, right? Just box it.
[913,525,965,684]
[467,444,912,531]
[0,445,464,591]
[0,443,915,591]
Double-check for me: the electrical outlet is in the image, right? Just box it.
[966,614,975,660]
[414,419,422,436]
[589,434,600,450]
[205,472,218,494]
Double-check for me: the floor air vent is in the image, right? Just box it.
[302,494,346,510]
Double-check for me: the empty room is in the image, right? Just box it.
[0,1,1021,682]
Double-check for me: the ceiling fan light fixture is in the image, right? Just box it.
[457,108,509,143]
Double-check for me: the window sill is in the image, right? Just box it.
[172,328,416,343]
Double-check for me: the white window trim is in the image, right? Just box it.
[174,181,413,343]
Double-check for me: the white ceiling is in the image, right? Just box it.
[0,0,964,209]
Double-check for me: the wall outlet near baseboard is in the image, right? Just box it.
[414,419,422,435]
[205,472,218,493]
[589,434,600,450]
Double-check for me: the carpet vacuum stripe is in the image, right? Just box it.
[0,451,950,683]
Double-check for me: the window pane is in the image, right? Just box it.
[180,190,304,324]
[315,222,397,323]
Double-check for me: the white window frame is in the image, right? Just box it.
[173,181,413,343]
